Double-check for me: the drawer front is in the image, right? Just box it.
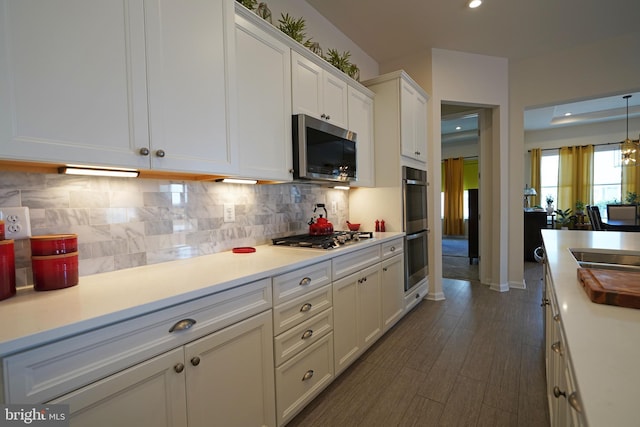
[275,332,334,426]
[332,245,381,280]
[3,278,272,404]
[274,308,333,366]
[381,238,404,260]
[272,260,331,305]
[273,285,332,336]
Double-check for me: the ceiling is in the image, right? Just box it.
[306,0,640,137]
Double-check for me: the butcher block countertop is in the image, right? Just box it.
[542,230,640,427]
[0,232,404,357]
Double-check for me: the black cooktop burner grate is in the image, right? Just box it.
[272,231,373,249]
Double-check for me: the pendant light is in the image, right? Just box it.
[620,95,637,166]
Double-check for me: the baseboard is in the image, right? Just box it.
[489,281,510,292]
[509,280,526,290]
[426,291,445,301]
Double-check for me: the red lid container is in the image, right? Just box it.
[30,234,78,256]
[32,251,79,291]
[0,239,16,300]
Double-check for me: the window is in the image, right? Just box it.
[538,145,622,220]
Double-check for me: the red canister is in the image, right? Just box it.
[32,251,79,291]
[30,234,78,256]
[0,239,16,300]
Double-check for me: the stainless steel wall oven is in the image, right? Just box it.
[402,166,429,292]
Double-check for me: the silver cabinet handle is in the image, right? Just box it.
[169,318,196,333]
[174,363,185,373]
[299,277,311,286]
[553,386,566,398]
[301,329,313,339]
[191,356,201,366]
[156,149,166,158]
[300,303,312,312]
[568,392,582,413]
[139,147,150,156]
[302,370,314,381]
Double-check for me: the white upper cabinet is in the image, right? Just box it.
[400,79,428,163]
[0,0,237,175]
[235,6,292,181]
[291,51,348,129]
[347,86,375,187]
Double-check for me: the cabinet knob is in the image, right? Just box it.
[551,341,562,355]
[289,168,294,174]
[325,115,330,120]
[553,314,560,322]
[174,363,185,373]
[139,147,150,156]
[383,267,388,272]
[190,356,201,366]
[390,246,395,252]
[299,277,312,286]
[415,151,420,155]
[540,298,550,307]
[553,386,566,399]
[169,318,197,333]
[416,293,420,299]
[302,370,314,381]
[300,303,312,312]
[156,149,166,158]
[301,329,313,339]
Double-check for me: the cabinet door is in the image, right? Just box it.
[414,91,428,163]
[333,264,381,375]
[348,86,375,187]
[144,0,238,174]
[236,12,292,181]
[381,254,405,332]
[291,51,323,119]
[322,73,348,129]
[0,0,149,168]
[48,348,187,427]
[184,310,276,427]
[400,80,418,159]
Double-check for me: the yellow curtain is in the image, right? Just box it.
[557,145,594,211]
[444,157,464,235]
[530,148,542,207]
[622,163,640,200]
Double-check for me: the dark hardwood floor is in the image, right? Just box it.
[287,262,549,426]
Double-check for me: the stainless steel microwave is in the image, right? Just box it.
[292,114,357,183]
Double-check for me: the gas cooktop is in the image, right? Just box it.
[272,231,373,250]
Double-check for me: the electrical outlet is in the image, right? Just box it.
[331,200,338,215]
[1,207,32,240]
[223,203,235,223]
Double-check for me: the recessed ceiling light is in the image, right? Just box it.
[468,0,482,8]
[565,112,572,116]
[455,126,462,130]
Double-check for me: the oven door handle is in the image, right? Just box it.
[405,230,428,240]
[404,179,426,186]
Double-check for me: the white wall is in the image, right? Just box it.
[264,0,379,80]
[509,31,640,287]
[431,48,510,294]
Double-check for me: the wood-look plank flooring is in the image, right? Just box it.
[288,262,549,427]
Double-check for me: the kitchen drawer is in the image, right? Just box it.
[274,308,333,366]
[2,278,271,404]
[275,332,334,426]
[332,245,381,280]
[273,284,332,336]
[381,238,404,260]
[272,260,331,305]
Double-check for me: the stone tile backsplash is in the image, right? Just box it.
[0,171,349,288]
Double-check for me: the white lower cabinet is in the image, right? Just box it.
[333,263,382,375]
[381,253,405,332]
[50,310,275,427]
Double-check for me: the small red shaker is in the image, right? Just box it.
[375,220,380,232]
[380,220,386,232]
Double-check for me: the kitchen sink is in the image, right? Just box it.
[570,248,640,272]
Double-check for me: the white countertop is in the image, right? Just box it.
[0,232,404,356]
[541,229,640,427]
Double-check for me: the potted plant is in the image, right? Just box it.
[625,191,638,205]
[545,195,554,214]
[554,208,573,229]
[575,200,585,216]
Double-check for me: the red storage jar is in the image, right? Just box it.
[30,234,78,256]
[0,239,16,300]
[32,251,79,291]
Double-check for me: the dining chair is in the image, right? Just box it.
[606,204,637,220]
[587,205,607,231]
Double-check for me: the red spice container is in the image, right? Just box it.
[30,234,78,256]
[32,251,79,291]
[0,239,16,300]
